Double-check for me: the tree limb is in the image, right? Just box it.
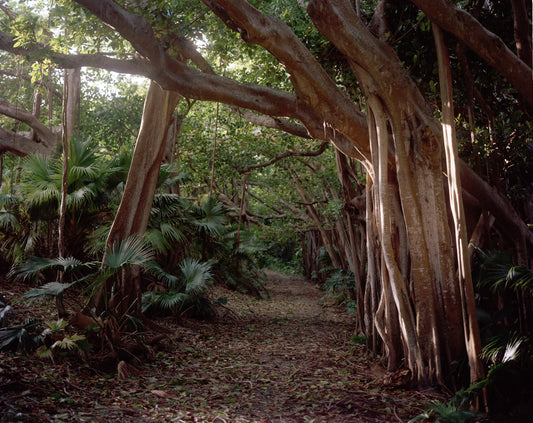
[0,126,52,156]
[236,141,329,174]
[0,97,59,147]
[201,0,370,158]
[411,0,533,109]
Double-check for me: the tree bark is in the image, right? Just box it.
[0,97,59,154]
[91,81,180,315]
[433,23,484,385]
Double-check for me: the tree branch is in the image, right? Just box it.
[236,141,329,174]
[73,0,367,160]
[411,0,533,109]
[201,0,370,158]
[0,97,59,147]
[0,126,52,156]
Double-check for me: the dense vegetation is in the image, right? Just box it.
[1,0,532,421]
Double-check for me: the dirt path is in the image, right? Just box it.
[1,270,437,422]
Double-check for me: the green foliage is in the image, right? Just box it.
[409,382,484,423]
[142,257,214,317]
[23,281,77,301]
[0,318,41,353]
[10,256,90,283]
[0,137,129,262]
[320,268,356,314]
[481,333,528,366]
[103,236,154,270]
[476,249,533,293]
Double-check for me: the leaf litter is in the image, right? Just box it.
[1,270,443,422]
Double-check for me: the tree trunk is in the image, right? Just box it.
[58,68,80,259]
[434,24,484,386]
[91,81,180,316]
[308,0,472,384]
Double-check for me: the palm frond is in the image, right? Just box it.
[22,281,77,300]
[153,291,188,310]
[66,184,98,211]
[151,193,189,219]
[481,333,529,365]
[191,196,228,237]
[157,163,190,190]
[0,326,33,351]
[477,248,533,293]
[0,210,21,231]
[144,228,172,253]
[0,193,19,209]
[180,258,213,295]
[160,223,187,245]
[144,260,180,288]
[19,155,60,210]
[9,256,90,282]
[67,138,101,178]
[103,236,154,269]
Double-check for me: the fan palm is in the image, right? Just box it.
[0,192,34,261]
[190,195,229,238]
[145,193,190,254]
[142,257,214,317]
[18,153,60,222]
[17,138,127,258]
[10,236,155,317]
[477,248,533,293]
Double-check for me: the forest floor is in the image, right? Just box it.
[1,270,445,422]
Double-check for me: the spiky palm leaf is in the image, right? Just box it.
[190,196,228,238]
[180,258,213,295]
[145,223,188,254]
[67,138,102,183]
[150,193,189,220]
[482,333,529,365]
[143,291,189,312]
[22,281,77,300]
[157,163,190,191]
[0,209,21,232]
[66,184,99,211]
[477,248,533,293]
[142,258,214,316]
[0,318,42,352]
[103,236,154,270]
[0,193,18,209]
[19,154,60,215]
[144,260,179,287]
[9,256,91,282]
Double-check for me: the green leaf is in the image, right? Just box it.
[104,236,154,269]
[23,281,77,300]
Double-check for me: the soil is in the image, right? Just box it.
[1,270,443,422]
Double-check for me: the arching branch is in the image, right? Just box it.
[411,0,533,109]
[236,142,329,174]
[0,97,59,148]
